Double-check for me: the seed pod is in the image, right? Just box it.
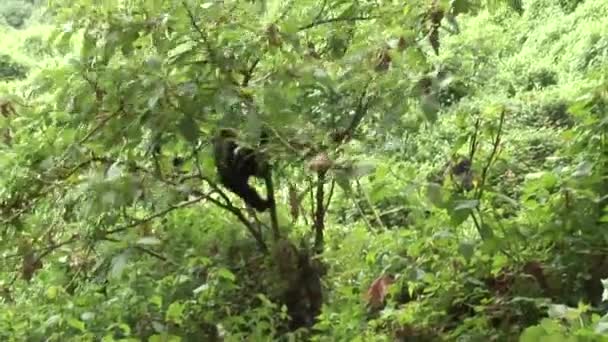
[307,152,333,173]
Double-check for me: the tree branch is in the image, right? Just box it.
[299,16,379,31]
[332,80,373,144]
[104,196,206,236]
[313,171,327,253]
[476,110,506,201]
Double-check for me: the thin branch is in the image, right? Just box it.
[242,58,260,87]
[104,196,206,236]
[313,171,327,253]
[323,179,336,213]
[298,16,379,31]
[182,1,218,66]
[352,192,374,232]
[468,118,481,162]
[114,158,268,252]
[265,171,280,241]
[333,79,373,144]
[102,236,174,264]
[313,0,328,23]
[356,179,386,230]
[205,193,268,252]
[2,232,80,262]
[134,245,170,263]
[79,110,123,144]
[184,171,267,251]
[476,110,506,201]
[470,210,515,260]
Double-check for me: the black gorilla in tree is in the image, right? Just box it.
[213,128,271,212]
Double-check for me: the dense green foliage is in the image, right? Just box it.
[0,0,33,28]
[0,0,607,341]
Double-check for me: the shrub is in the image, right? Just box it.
[0,0,33,29]
[0,54,28,80]
[21,34,52,57]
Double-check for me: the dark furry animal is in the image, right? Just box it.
[213,128,270,211]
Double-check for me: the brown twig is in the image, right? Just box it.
[242,58,260,87]
[313,171,327,253]
[79,110,123,144]
[102,236,174,265]
[333,80,373,144]
[468,118,481,162]
[298,16,379,31]
[356,179,386,230]
[476,110,506,201]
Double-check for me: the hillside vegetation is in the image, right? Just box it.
[0,0,607,341]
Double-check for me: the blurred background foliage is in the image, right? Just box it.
[0,0,607,341]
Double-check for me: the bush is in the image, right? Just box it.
[21,34,52,57]
[0,0,33,29]
[0,54,28,80]
[558,0,585,13]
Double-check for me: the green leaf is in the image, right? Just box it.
[458,242,475,262]
[448,205,471,226]
[166,302,185,325]
[426,182,446,208]
[519,325,546,342]
[525,172,558,189]
[478,224,494,240]
[451,0,473,14]
[495,193,518,207]
[120,28,140,57]
[404,47,428,71]
[193,284,209,295]
[547,304,570,319]
[334,172,353,194]
[46,286,59,299]
[595,313,608,334]
[146,56,163,70]
[110,252,130,279]
[572,161,593,178]
[216,267,236,282]
[67,317,86,332]
[420,94,440,123]
[147,84,165,110]
[45,314,61,327]
[80,27,96,59]
[150,335,182,342]
[351,161,377,178]
[150,295,163,308]
[81,312,95,321]
[507,0,524,14]
[107,323,131,336]
[178,115,199,144]
[137,236,161,245]
[454,199,479,210]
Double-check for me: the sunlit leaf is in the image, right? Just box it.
[166,302,185,325]
[572,161,593,178]
[216,267,236,282]
[66,317,86,332]
[420,94,440,123]
[110,252,130,279]
[427,182,446,208]
[351,161,377,178]
[454,199,479,210]
[137,236,162,245]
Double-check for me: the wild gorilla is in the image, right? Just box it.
[212,128,270,211]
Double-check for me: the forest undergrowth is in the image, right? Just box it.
[0,0,607,341]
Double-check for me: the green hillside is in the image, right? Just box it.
[0,0,607,340]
